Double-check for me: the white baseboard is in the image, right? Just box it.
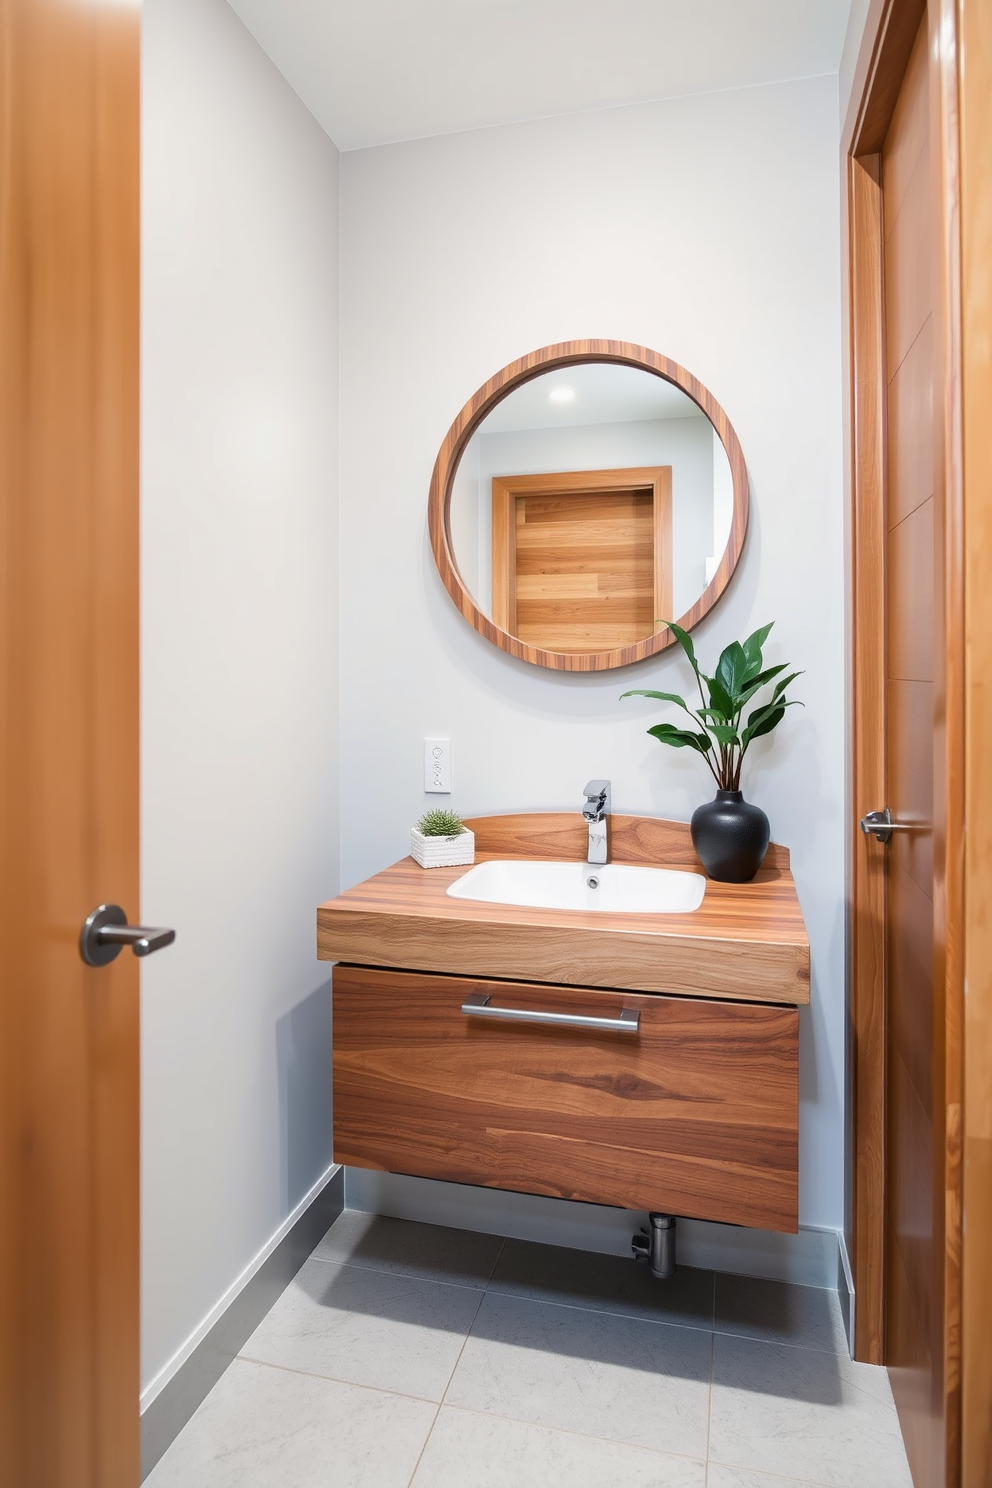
[344,1168,843,1291]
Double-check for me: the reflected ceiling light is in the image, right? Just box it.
[549,387,575,403]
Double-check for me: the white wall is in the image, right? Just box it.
[140,0,339,1398]
[340,78,845,1233]
[839,0,874,127]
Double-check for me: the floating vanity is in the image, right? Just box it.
[316,812,810,1236]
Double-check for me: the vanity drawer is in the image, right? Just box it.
[332,964,799,1231]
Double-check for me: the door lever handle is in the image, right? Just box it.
[860,807,923,844]
[80,903,176,967]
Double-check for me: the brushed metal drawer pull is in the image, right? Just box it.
[461,992,639,1033]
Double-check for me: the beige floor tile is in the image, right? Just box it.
[240,1255,481,1400]
[144,1358,435,1488]
[445,1291,711,1459]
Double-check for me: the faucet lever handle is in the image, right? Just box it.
[583,778,610,802]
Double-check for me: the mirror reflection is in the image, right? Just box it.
[448,363,735,655]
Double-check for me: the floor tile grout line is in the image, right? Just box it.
[434,1400,709,1468]
[306,1254,847,1356]
[307,1250,492,1295]
[436,1284,487,1410]
[404,1400,443,1488]
[483,1234,506,1289]
[235,1352,444,1408]
[707,1459,872,1488]
[474,1284,720,1337]
[705,1327,715,1471]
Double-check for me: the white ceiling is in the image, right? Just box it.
[226,0,853,152]
[481,364,704,433]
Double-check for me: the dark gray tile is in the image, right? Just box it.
[314,1209,502,1289]
[489,1238,714,1330]
[714,1273,848,1354]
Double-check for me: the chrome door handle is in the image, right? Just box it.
[461,991,639,1033]
[80,903,176,967]
[860,807,922,844]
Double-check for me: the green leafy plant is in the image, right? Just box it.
[621,621,802,791]
[415,808,466,838]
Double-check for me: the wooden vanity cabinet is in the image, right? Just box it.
[332,963,799,1233]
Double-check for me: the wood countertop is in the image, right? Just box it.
[316,813,810,1005]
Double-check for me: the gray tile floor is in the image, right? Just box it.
[147,1211,914,1488]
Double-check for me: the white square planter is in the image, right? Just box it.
[410,827,475,869]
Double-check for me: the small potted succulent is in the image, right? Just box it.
[410,808,475,869]
[621,621,802,882]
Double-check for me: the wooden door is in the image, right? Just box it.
[0,2,141,1485]
[959,3,992,1481]
[880,19,944,1483]
[491,466,673,651]
[847,0,966,1484]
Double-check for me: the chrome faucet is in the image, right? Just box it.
[582,779,611,865]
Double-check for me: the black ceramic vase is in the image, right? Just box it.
[690,789,770,883]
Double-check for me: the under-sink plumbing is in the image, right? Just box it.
[582,779,611,864]
[632,1213,677,1278]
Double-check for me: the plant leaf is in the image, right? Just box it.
[771,671,804,701]
[742,622,774,673]
[660,621,701,679]
[647,722,711,753]
[743,621,774,659]
[742,698,802,747]
[705,675,735,719]
[708,723,741,747]
[716,641,749,703]
[744,663,789,693]
[742,706,785,746]
[620,689,690,711]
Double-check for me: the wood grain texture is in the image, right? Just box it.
[427,341,749,671]
[333,966,800,1232]
[848,148,888,1364]
[490,466,672,651]
[848,5,967,1478]
[843,0,928,156]
[932,4,966,1478]
[466,811,791,870]
[0,2,140,1484]
[882,19,942,1481]
[959,0,992,1479]
[317,814,808,1005]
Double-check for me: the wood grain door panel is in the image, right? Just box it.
[879,13,944,1483]
[887,320,933,527]
[333,965,799,1232]
[0,3,140,1483]
[888,500,935,683]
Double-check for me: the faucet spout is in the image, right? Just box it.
[582,779,611,865]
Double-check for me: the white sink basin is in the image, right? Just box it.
[446,859,706,915]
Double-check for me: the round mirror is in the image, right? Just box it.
[428,341,748,671]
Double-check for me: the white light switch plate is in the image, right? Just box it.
[424,737,451,793]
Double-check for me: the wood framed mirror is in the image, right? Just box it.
[428,340,749,672]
